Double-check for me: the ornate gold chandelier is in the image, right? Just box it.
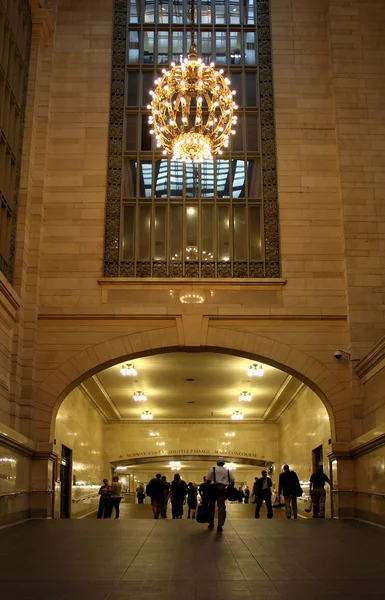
[148,0,237,162]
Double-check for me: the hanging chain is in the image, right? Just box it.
[190,0,195,47]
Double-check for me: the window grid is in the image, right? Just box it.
[0,0,31,283]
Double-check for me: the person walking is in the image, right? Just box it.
[244,486,250,504]
[255,470,273,519]
[252,476,258,503]
[187,482,198,519]
[136,483,145,504]
[104,475,122,519]
[146,473,166,519]
[206,457,235,533]
[237,486,244,503]
[169,473,187,518]
[279,464,300,519]
[310,466,331,518]
[97,478,110,519]
[199,476,210,509]
[161,475,170,518]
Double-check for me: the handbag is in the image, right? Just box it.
[296,485,303,497]
[225,469,238,502]
[196,504,208,523]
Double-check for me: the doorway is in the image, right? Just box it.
[60,445,72,518]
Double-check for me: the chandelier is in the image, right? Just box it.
[238,391,252,402]
[141,411,153,420]
[225,432,235,437]
[248,363,264,377]
[149,431,159,436]
[148,0,237,162]
[120,363,137,376]
[169,461,181,471]
[133,391,147,402]
[231,411,243,421]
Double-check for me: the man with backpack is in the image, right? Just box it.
[205,457,235,533]
[279,464,301,519]
[146,473,166,519]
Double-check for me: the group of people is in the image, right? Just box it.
[97,459,331,525]
[144,473,200,520]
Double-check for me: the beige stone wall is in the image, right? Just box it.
[54,386,110,517]
[353,446,385,525]
[0,433,32,526]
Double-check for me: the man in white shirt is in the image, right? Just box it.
[206,457,235,532]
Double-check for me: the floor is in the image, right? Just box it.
[2,510,385,600]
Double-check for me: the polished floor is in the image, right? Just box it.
[1,511,384,600]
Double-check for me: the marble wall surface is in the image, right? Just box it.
[54,387,110,517]
[0,443,31,526]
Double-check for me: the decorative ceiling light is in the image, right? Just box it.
[238,391,252,402]
[115,466,127,471]
[179,291,205,304]
[231,410,243,420]
[148,0,237,162]
[156,442,165,446]
[248,363,264,377]
[225,432,235,437]
[169,461,181,471]
[222,441,231,446]
[120,363,137,376]
[228,463,237,471]
[141,411,153,420]
[149,431,159,437]
[133,391,147,402]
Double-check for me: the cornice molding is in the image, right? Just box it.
[355,336,385,380]
[0,433,35,459]
[37,312,346,321]
[98,277,287,289]
[0,273,21,317]
[106,419,276,425]
[29,0,56,45]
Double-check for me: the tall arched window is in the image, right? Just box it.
[0,0,31,283]
[104,0,279,278]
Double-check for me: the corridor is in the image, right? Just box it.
[1,518,384,599]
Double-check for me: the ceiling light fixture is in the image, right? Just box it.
[141,411,153,420]
[156,442,165,446]
[120,363,137,376]
[231,411,243,420]
[225,432,235,437]
[133,391,147,402]
[228,462,237,471]
[148,0,237,162]
[149,431,159,437]
[222,441,231,446]
[179,291,205,304]
[169,461,181,471]
[238,391,252,402]
[248,363,264,377]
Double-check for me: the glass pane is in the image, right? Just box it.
[139,161,153,197]
[186,206,198,260]
[216,160,230,199]
[169,161,183,197]
[157,31,169,64]
[158,0,169,23]
[201,161,215,198]
[172,30,183,62]
[155,160,169,197]
[245,32,256,65]
[123,160,137,197]
[172,0,184,24]
[142,72,154,107]
[230,32,242,65]
[200,32,211,63]
[128,31,139,64]
[249,206,262,260]
[170,205,182,260]
[215,31,227,64]
[126,72,139,105]
[138,206,151,259]
[129,0,139,23]
[246,73,257,107]
[229,0,240,24]
[125,115,137,150]
[246,0,255,24]
[141,115,152,150]
[215,0,225,24]
[154,206,166,260]
[218,206,230,261]
[233,206,247,260]
[246,115,259,151]
[232,160,246,198]
[201,1,212,24]
[144,31,154,63]
[247,160,261,198]
[232,114,243,152]
[185,163,199,198]
[144,0,155,23]
[122,206,135,260]
[230,73,243,107]
[201,205,214,261]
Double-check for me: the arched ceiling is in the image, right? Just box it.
[81,352,304,422]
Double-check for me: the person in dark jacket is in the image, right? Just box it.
[255,470,273,519]
[237,486,244,503]
[97,478,110,518]
[169,473,187,518]
[244,486,250,504]
[199,476,210,509]
[279,464,300,519]
[187,482,198,519]
[146,473,166,519]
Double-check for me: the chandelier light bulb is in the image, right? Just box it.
[120,363,137,377]
[238,391,252,402]
[141,411,153,420]
[148,43,236,162]
[133,391,147,402]
[231,411,243,421]
[248,363,264,377]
